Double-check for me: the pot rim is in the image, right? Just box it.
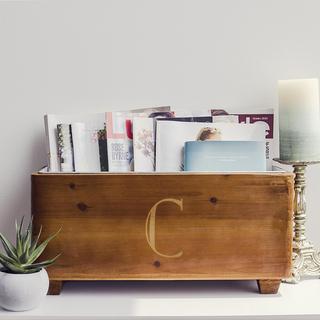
[0,268,44,276]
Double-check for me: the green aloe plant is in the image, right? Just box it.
[0,217,61,274]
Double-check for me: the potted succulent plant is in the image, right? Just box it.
[0,217,60,311]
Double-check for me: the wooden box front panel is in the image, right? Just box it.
[32,173,294,281]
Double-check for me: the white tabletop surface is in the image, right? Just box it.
[0,279,320,319]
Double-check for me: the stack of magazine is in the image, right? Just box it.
[44,107,274,173]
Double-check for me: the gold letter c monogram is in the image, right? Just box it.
[145,198,183,258]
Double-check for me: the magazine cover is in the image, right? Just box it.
[133,117,155,172]
[71,122,102,172]
[211,108,274,169]
[44,113,105,172]
[130,106,173,119]
[156,121,266,172]
[157,116,213,123]
[106,112,133,172]
[71,123,86,172]
[171,109,211,117]
[97,124,108,171]
[184,141,266,172]
[57,124,74,172]
[132,107,175,172]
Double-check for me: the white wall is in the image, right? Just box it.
[1,0,320,245]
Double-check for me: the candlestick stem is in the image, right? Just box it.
[286,163,320,283]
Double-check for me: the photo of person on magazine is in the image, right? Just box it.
[196,127,222,141]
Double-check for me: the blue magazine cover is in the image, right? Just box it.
[184,141,266,172]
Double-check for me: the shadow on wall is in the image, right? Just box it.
[1,132,46,244]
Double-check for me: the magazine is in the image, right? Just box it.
[156,116,213,123]
[133,117,155,172]
[57,124,74,172]
[156,121,266,172]
[132,107,174,172]
[71,122,101,172]
[44,113,105,172]
[97,124,108,171]
[106,112,133,172]
[184,141,266,172]
[212,108,274,169]
[130,106,172,118]
[171,109,211,117]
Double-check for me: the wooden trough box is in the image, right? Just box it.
[31,171,294,295]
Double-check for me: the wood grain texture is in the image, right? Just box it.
[31,172,294,293]
[257,279,281,294]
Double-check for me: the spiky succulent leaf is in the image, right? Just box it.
[22,268,42,274]
[26,216,33,236]
[19,248,30,265]
[27,228,61,264]
[22,217,33,257]
[15,217,25,258]
[20,230,32,263]
[0,257,26,273]
[0,251,18,265]
[24,254,61,270]
[29,225,42,254]
[0,233,17,260]
[0,217,61,274]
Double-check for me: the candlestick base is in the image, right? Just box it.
[284,240,320,283]
[274,158,320,283]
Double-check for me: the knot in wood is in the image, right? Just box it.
[153,260,161,268]
[77,202,88,212]
[69,183,76,190]
[209,197,218,204]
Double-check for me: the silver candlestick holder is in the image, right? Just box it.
[274,158,320,283]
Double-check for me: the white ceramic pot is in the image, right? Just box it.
[0,268,49,311]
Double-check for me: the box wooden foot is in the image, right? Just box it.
[257,279,281,294]
[48,280,64,295]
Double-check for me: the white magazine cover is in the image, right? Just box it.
[212,108,274,170]
[132,107,174,172]
[106,112,133,172]
[71,122,101,172]
[133,117,155,172]
[44,113,105,172]
[156,121,266,172]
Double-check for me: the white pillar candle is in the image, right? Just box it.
[278,78,320,161]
